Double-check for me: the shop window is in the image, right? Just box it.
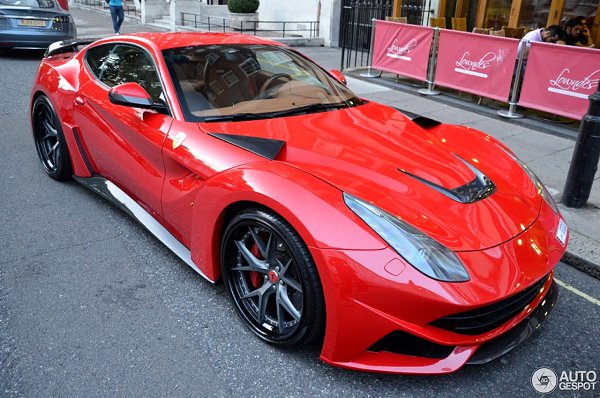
[483,0,511,29]
[560,0,598,26]
[519,0,553,28]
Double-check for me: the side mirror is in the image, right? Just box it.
[108,82,168,113]
[329,69,347,86]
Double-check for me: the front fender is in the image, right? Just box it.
[189,161,387,282]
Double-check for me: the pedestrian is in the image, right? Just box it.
[564,16,595,48]
[108,0,125,35]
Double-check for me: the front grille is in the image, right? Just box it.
[368,330,454,359]
[430,274,550,335]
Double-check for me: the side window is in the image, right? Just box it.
[85,43,114,80]
[85,44,165,104]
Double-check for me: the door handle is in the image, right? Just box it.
[74,96,85,106]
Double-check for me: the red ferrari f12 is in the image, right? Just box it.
[30,32,568,374]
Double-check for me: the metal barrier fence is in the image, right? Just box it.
[360,20,600,121]
[71,0,141,20]
[180,13,319,38]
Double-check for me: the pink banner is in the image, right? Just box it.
[519,43,600,120]
[371,20,434,82]
[434,30,519,102]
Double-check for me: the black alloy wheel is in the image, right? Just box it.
[32,95,72,181]
[221,208,325,347]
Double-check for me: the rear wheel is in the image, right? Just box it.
[31,95,72,181]
[221,208,325,347]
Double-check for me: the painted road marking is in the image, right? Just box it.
[555,278,600,307]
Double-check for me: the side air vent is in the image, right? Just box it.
[369,330,454,359]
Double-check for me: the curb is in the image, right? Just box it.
[562,252,600,281]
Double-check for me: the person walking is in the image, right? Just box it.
[108,0,125,35]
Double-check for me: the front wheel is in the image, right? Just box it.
[221,208,325,347]
[31,95,72,181]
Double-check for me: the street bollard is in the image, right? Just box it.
[562,86,600,208]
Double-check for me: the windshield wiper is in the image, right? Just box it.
[202,112,275,122]
[270,102,350,117]
[201,102,351,122]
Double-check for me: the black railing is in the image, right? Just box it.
[180,13,320,38]
[340,0,393,70]
[71,0,141,20]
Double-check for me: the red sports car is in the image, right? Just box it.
[30,32,568,374]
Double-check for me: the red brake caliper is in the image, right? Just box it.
[249,244,263,288]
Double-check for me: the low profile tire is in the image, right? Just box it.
[31,95,72,181]
[221,208,325,347]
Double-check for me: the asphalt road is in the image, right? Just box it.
[1,10,599,398]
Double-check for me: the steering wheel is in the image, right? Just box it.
[259,73,293,95]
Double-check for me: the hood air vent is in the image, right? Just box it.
[399,154,496,204]
[209,133,285,160]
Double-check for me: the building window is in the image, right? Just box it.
[483,0,511,29]
[519,0,552,28]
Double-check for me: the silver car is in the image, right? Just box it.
[0,0,76,50]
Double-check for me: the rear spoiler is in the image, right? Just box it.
[45,38,100,57]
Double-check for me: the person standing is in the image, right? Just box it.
[108,0,125,35]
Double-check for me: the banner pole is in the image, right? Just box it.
[360,18,382,78]
[498,40,526,119]
[418,27,441,96]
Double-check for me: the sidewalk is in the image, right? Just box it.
[70,6,600,277]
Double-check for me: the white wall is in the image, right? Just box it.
[258,0,334,44]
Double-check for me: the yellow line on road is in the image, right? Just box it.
[555,278,600,307]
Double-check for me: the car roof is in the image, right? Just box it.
[123,32,286,51]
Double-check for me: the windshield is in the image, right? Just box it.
[0,0,55,7]
[163,44,362,122]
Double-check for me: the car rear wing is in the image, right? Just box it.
[45,38,100,57]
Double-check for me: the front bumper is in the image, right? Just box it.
[312,200,566,374]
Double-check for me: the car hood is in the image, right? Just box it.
[199,102,542,251]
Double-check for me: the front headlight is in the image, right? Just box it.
[344,193,469,282]
[497,145,559,214]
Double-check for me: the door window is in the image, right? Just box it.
[85,43,165,105]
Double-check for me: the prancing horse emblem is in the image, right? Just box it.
[172,132,187,150]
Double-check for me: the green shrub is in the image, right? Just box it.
[227,0,259,13]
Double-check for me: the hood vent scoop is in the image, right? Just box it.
[209,133,285,160]
[395,108,441,129]
[399,154,496,204]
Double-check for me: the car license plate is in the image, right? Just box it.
[556,218,568,246]
[19,19,46,27]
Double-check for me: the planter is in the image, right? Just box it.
[229,12,258,31]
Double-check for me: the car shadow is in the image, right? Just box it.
[0,48,46,59]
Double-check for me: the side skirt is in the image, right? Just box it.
[73,175,214,284]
